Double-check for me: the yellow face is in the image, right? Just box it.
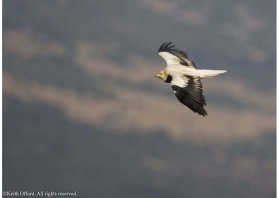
[155,70,167,81]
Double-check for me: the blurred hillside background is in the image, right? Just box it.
[3,0,276,197]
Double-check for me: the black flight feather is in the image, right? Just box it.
[158,42,196,68]
[171,78,207,116]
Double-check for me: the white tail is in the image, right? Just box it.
[198,69,227,78]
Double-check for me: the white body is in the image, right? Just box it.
[159,51,226,78]
[165,65,226,88]
[166,65,226,78]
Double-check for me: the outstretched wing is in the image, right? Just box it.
[171,76,207,116]
[158,42,196,68]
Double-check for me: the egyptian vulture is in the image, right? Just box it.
[155,42,226,116]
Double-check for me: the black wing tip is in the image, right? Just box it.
[158,42,190,63]
[172,84,207,116]
[187,104,207,116]
[197,108,207,116]
[180,99,208,116]
[158,42,175,52]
